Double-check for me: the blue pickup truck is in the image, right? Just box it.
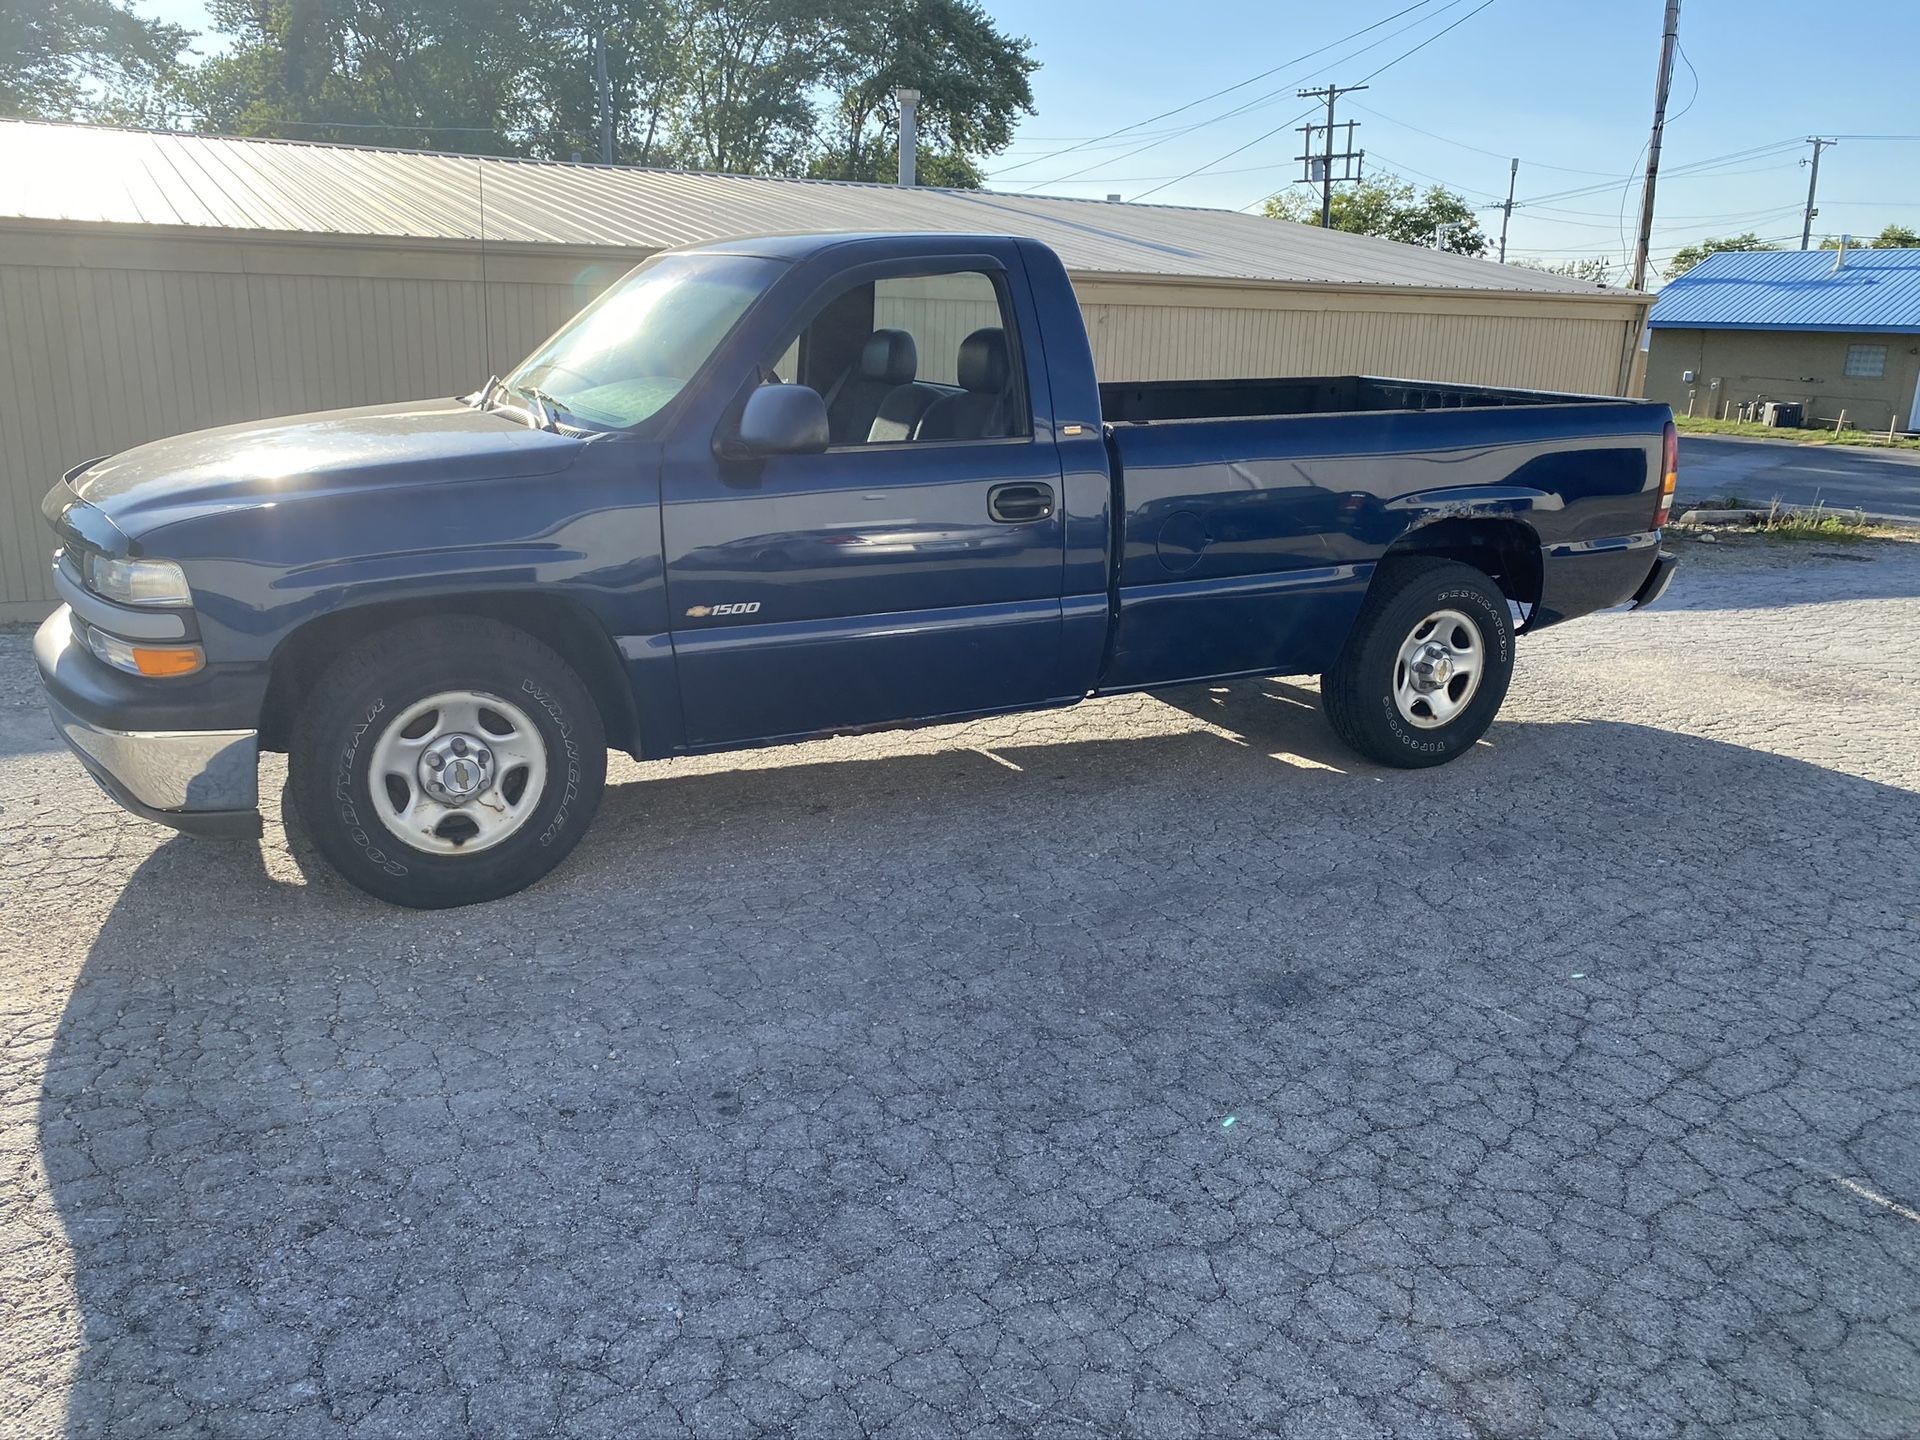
[37,232,1677,908]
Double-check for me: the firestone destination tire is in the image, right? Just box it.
[1321,558,1515,769]
[289,617,607,908]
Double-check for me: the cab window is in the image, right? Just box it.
[766,269,1030,447]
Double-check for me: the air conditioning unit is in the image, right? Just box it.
[1762,401,1804,428]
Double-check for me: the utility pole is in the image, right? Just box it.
[595,31,613,164]
[896,88,920,186]
[1295,84,1367,228]
[1627,0,1682,293]
[1497,157,1519,264]
[1800,137,1836,249]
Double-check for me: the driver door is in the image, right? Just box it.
[660,258,1070,747]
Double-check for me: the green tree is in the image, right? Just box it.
[175,0,1033,182]
[807,0,1034,187]
[1665,232,1775,279]
[184,0,531,153]
[655,0,838,174]
[1514,256,1615,285]
[0,0,188,119]
[1818,223,1920,250]
[1263,173,1487,256]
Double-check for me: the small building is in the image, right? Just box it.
[1645,248,1920,434]
[0,120,1653,618]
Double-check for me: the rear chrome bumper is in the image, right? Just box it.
[37,609,262,839]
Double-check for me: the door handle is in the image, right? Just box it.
[987,482,1055,524]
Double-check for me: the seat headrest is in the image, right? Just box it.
[859,329,918,385]
[956,328,1010,393]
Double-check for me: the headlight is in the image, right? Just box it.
[85,553,192,607]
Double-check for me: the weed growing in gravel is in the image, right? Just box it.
[1756,500,1877,543]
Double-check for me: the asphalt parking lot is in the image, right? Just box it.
[4,538,1919,1440]
[1679,435,1920,522]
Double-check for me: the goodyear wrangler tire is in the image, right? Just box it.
[1320,558,1515,769]
[289,617,606,908]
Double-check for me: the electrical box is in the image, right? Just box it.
[1682,369,1695,383]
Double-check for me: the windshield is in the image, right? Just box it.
[502,253,781,429]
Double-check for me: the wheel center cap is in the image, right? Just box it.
[1412,644,1454,691]
[419,734,493,803]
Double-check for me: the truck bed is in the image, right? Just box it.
[1093,375,1671,692]
[1099,374,1630,426]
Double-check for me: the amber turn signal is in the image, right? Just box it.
[131,644,205,677]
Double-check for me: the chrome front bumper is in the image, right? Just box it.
[38,609,262,839]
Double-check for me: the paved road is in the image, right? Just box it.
[1679,434,1920,520]
[5,539,1920,1439]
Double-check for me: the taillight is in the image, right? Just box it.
[1654,420,1678,528]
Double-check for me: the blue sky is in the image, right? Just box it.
[141,0,1920,281]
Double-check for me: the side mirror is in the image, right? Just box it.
[730,384,829,457]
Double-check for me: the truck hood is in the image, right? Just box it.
[64,398,588,542]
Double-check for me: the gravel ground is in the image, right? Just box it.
[3,538,1919,1440]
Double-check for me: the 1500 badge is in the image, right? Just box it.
[686,602,762,618]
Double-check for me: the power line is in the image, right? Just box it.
[1146,0,1499,205]
[1346,102,1621,176]
[1296,85,1369,228]
[988,0,1443,179]
[1016,0,1490,192]
[1348,0,1501,87]
[1494,204,1803,230]
[1364,148,1509,200]
[1512,139,1802,209]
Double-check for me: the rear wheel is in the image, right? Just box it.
[288,617,606,908]
[1321,559,1515,768]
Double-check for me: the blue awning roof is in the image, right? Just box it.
[1648,248,1920,334]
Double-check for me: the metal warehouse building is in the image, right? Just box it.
[0,119,1653,618]
[1645,247,1920,434]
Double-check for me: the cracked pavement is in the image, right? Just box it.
[3,538,1919,1438]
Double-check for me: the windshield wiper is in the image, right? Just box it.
[519,386,555,430]
[474,377,564,432]
[515,384,580,432]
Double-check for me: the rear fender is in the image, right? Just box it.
[1380,497,1549,621]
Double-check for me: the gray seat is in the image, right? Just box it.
[826,330,918,444]
[916,329,1013,441]
[867,382,942,442]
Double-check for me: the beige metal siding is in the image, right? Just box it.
[1072,279,1637,396]
[0,231,629,616]
[872,271,1006,385]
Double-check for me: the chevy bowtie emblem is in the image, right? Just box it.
[685,602,761,618]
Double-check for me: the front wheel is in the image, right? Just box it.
[1320,558,1515,768]
[288,617,607,908]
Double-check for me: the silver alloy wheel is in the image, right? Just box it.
[1392,608,1486,729]
[365,690,548,855]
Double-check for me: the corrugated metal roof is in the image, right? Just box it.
[0,119,1623,298]
[1648,247,1920,333]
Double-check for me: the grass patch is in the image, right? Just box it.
[1672,498,1913,543]
[1754,500,1879,543]
[1676,415,1920,450]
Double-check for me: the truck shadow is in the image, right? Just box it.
[31,693,1920,1436]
